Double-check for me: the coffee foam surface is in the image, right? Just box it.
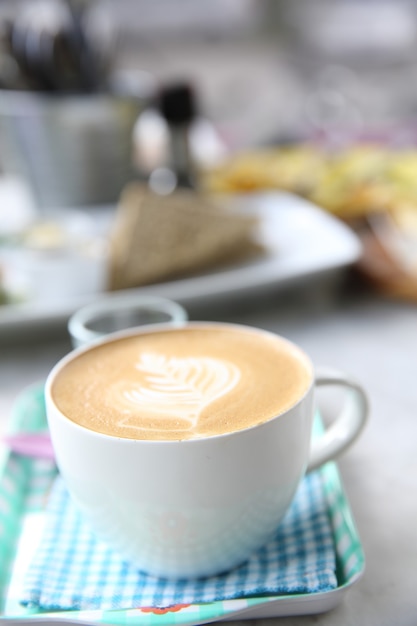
[52,325,312,440]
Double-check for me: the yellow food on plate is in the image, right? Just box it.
[204,143,417,221]
[205,145,326,196]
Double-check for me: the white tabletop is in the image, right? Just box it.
[0,285,415,625]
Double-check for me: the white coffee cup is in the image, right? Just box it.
[45,322,368,579]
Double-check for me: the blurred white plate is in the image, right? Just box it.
[0,192,361,337]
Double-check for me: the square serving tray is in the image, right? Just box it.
[0,385,365,624]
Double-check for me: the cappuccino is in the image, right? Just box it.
[52,324,312,440]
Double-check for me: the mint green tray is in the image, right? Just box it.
[0,385,365,624]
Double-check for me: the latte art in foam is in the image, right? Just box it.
[111,353,240,434]
[51,324,313,440]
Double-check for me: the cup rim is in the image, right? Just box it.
[47,321,315,445]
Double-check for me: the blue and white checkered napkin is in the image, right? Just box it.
[21,471,337,611]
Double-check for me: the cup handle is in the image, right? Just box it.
[307,367,369,473]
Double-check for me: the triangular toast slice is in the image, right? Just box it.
[108,183,262,290]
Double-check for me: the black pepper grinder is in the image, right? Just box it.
[154,81,198,191]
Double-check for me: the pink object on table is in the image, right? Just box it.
[2,433,55,461]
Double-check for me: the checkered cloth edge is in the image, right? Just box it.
[20,470,337,611]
